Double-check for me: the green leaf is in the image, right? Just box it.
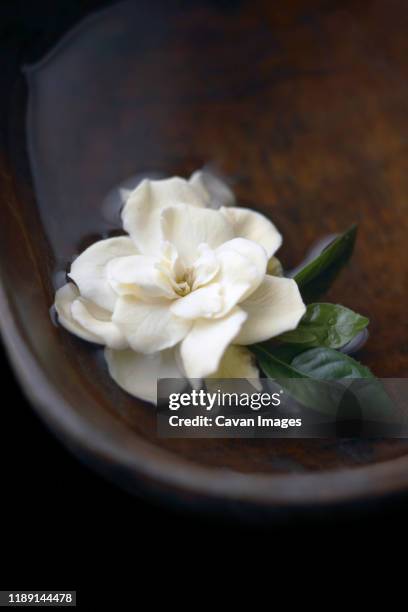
[251,344,392,418]
[294,225,357,302]
[251,343,373,380]
[291,347,374,379]
[260,342,309,364]
[277,303,369,349]
[251,343,350,415]
[251,343,308,378]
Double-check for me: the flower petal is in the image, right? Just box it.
[55,283,127,349]
[122,177,206,255]
[69,237,137,311]
[105,347,184,404]
[220,206,282,258]
[70,300,128,350]
[180,307,247,378]
[170,284,222,319]
[112,296,191,354]
[107,254,175,299]
[217,237,267,279]
[161,204,234,266]
[189,170,236,209]
[235,275,306,344]
[55,283,102,344]
[214,238,268,316]
[207,345,259,379]
[191,243,219,289]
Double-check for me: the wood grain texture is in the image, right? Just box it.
[1,0,408,513]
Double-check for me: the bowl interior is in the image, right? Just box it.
[2,0,408,503]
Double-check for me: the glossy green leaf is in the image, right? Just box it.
[277,303,369,349]
[294,225,357,302]
[250,344,391,418]
[251,343,373,380]
[291,347,374,379]
[251,343,307,379]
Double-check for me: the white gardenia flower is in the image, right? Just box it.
[55,171,306,403]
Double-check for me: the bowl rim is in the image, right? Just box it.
[2,278,408,510]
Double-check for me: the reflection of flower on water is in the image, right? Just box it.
[55,171,305,403]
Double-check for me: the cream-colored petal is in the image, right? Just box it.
[121,177,206,255]
[106,255,175,299]
[70,300,128,350]
[55,283,102,344]
[220,206,282,258]
[104,347,184,404]
[55,283,127,348]
[217,238,267,281]
[236,275,306,345]
[191,243,219,289]
[180,307,247,378]
[207,345,259,379]
[214,238,268,316]
[189,170,236,209]
[170,284,222,319]
[161,205,234,267]
[69,237,137,311]
[112,296,191,354]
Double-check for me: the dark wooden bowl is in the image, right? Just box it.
[1,0,408,518]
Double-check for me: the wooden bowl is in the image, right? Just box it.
[1,0,408,518]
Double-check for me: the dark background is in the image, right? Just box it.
[0,0,405,602]
[2,344,405,597]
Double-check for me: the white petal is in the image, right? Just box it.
[170,284,222,319]
[161,204,234,266]
[236,275,306,345]
[207,345,259,379]
[180,307,247,378]
[105,347,184,404]
[107,255,175,299]
[70,300,128,350]
[55,283,127,349]
[217,237,267,280]
[189,170,236,209]
[55,283,102,344]
[69,237,137,311]
[220,206,282,258]
[112,296,191,354]
[191,243,219,289]
[214,238,268,316]
[121,177,206,255]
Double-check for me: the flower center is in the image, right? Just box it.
[174,268,195,296]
